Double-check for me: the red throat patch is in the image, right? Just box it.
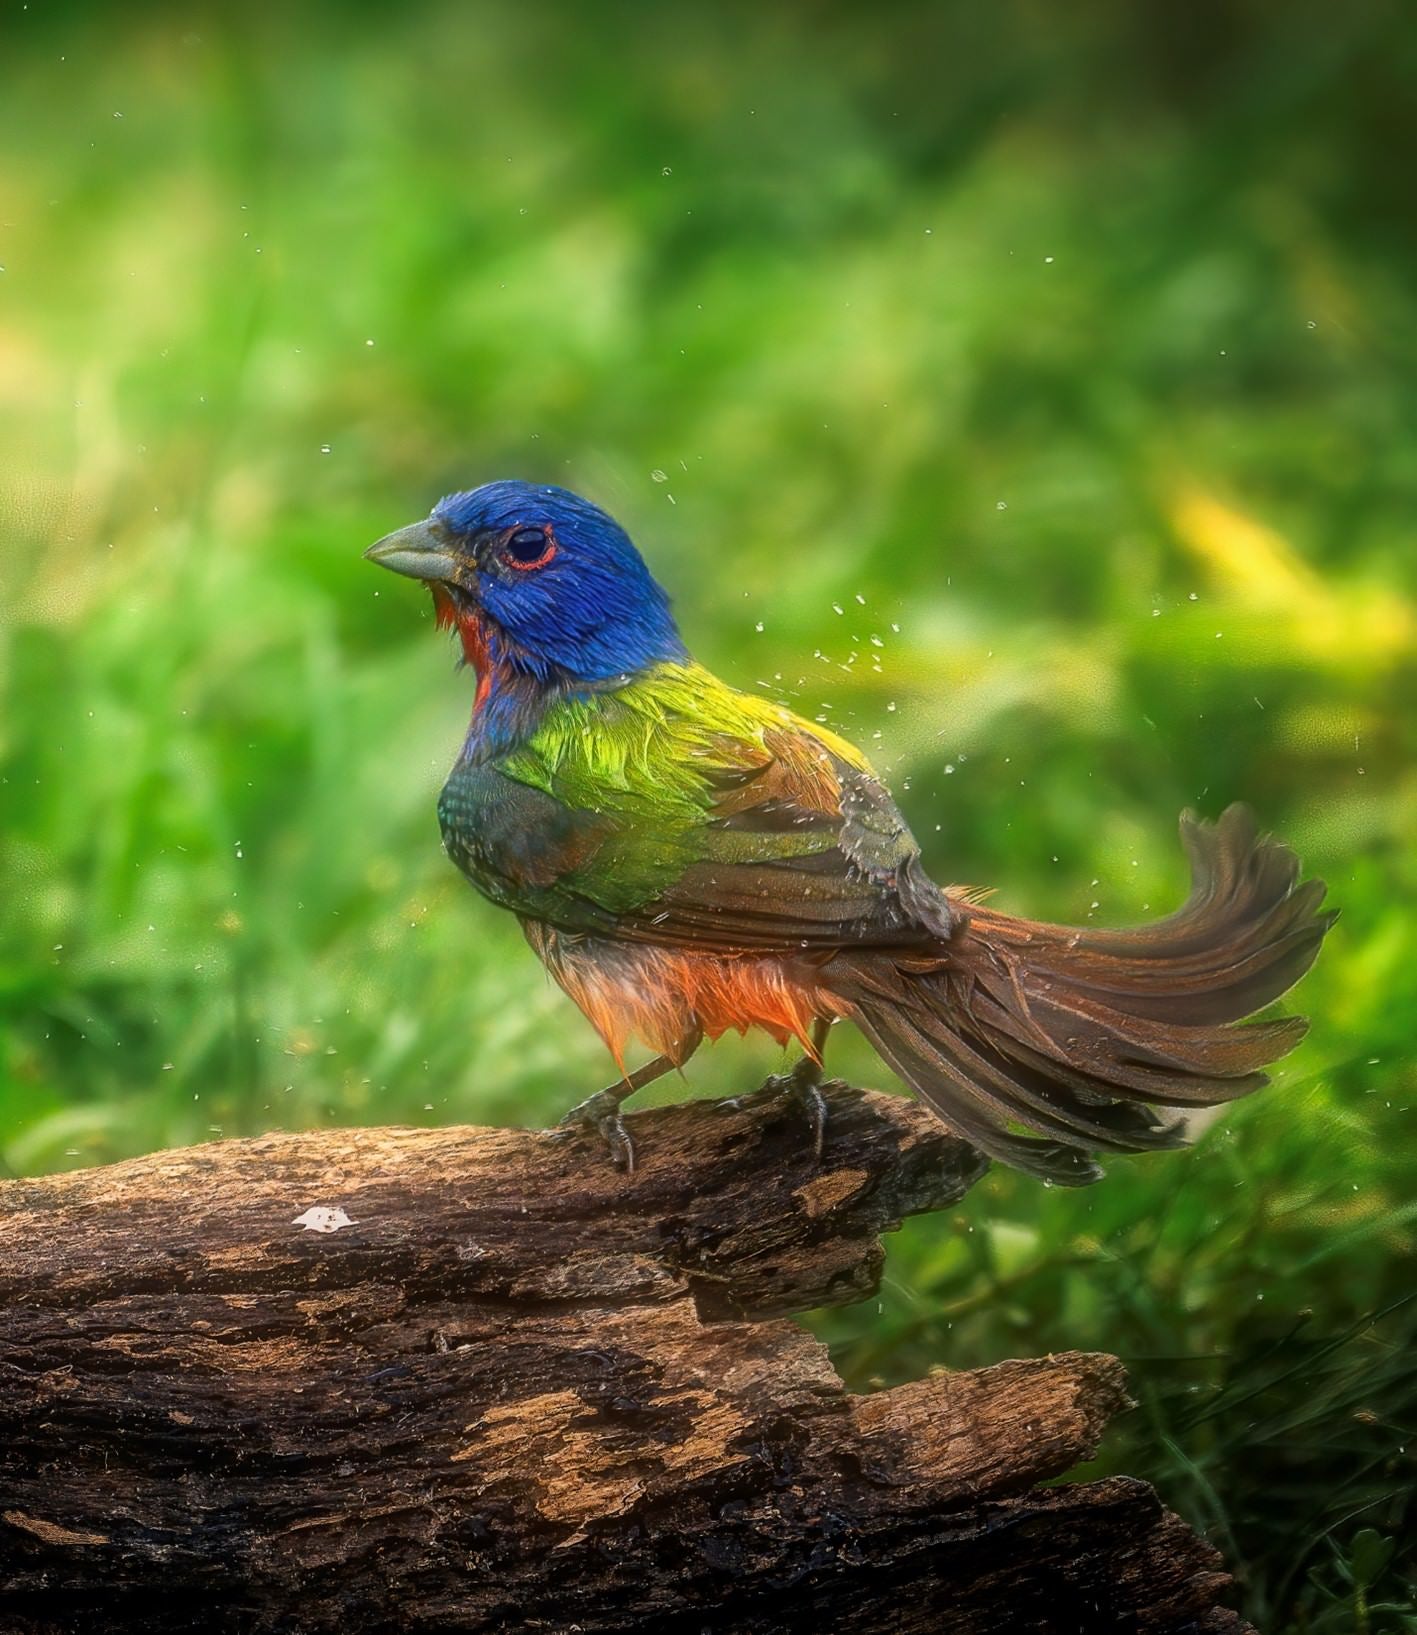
[431,588,493,714]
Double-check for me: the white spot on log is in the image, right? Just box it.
[292,1206,355,1234]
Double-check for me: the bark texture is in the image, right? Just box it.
[0,1084,1249,1633]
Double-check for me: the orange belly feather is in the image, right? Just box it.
[523,926,831,1073]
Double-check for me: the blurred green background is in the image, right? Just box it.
[2,2,1414,1627]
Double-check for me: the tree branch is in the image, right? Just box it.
[0,1085,1249,1633]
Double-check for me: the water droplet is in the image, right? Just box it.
[319,444,331,454]
[996,500,1008,511]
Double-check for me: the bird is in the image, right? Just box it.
[365,479,1333,1184]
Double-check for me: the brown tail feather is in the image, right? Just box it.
[835,804,1334,1186]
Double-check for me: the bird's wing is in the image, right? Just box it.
[487,662,958,952]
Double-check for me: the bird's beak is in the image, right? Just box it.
[363,519,461,584]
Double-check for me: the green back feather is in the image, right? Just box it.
[485,661,869,915]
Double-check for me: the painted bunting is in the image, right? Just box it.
[366,480,1331,1182]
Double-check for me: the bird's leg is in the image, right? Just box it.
[556,1025,702,1175]
[722,1017,839,1159]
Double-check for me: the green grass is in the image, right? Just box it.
[2,3,1415,1627]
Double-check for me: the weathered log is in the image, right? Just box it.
[0,1084,1249,1633]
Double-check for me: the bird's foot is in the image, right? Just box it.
[720,1057,841,1160]
[556,1089,636,1174]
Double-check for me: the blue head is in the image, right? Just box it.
[364,480,686,685]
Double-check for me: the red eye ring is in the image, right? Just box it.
[501,524,558,572]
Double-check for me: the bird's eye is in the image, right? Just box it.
[502,525,557,571]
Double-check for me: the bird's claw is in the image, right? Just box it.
[720,1060,840,1160]
[799,1075,834,1161]
[556,1090,636,1174]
